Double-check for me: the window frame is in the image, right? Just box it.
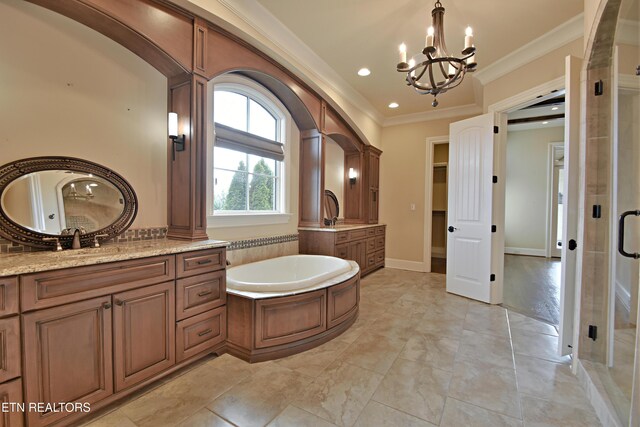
[206,75,293,228]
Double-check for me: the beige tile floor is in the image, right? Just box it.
[85,268,601,427]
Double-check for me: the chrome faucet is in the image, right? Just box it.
[71,229,82,249]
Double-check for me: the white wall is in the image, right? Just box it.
[505,126,565,253]
[324,138,344,218]
[0,0,168,229]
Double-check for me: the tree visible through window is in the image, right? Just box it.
[213,87,282,214]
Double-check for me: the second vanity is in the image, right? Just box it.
[298,224,386,276]
[0,240,228,427]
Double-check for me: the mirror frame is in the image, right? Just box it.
[0,157,138,249]
[323,189,339,226]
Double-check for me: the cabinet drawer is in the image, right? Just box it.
[0,379,24,427]
[366,227,376,237]
[376,226,386,235]
[335,232,349,244]
[255,290,326,349]
[335,244,348,259]
[366,237,376,253]
[0,277,18,318]
[348,229,367,241]
[176,306,226,362]
[0,317,20,383]
[375,236,385,250]
[176,248,225,278]
[367,254,376,269]
[21,256,175,312]
[176,271,225,321]
[375,250,385,265]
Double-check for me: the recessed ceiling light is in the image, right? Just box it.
[357,68,371,76]
[542,121,549,124]
[551,106,559,111]
[388,102,399,109]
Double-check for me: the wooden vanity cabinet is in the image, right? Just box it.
[299,225,385,276]
[15,246,227,427]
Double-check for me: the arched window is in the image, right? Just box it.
[210,75,291,225]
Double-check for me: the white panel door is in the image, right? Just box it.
[446,114,495,303]
[558,55,581,356]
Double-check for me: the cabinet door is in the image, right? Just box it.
[368,190,379,223]
[348,241,368,271]
[23,296,113,427]
[0,317,20,383]
[113,282,175,392]
[0,379,24,427]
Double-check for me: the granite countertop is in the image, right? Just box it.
[298,223,386,233]
[0,239,229,277]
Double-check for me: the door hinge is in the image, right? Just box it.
[492,176,498,184]
[592,205,601,219]
[595,80,604,96]
[490,274,496,282]
[491,225,497,233]
[493,126,499,134]
[588,325,597,341]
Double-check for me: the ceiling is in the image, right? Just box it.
[255,0,583,119]
[507,93,565,132]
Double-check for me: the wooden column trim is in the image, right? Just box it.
[193,18,208,77]
[299,130,325,227]
[167,74,208,241]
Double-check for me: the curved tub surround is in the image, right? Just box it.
[0,239,228,276]
[227,255,354,293]
[227,256,360,362]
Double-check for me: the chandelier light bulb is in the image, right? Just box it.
[426,26,435,48]
[465,26,474,49]
[398,43,407,64]
[408,58,416,78]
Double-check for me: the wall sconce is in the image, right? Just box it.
[168,112,185,158]
[348,168,357,185]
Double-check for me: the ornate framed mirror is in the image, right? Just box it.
[0,157,137,249]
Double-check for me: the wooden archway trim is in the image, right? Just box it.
[26,0,379,238]
[27,0,193,78]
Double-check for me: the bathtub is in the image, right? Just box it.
[226,255,361,362]
[226,254,357,293]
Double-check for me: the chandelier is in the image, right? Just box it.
[396,0,477,107]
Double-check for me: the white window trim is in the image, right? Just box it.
[206,74,293,228]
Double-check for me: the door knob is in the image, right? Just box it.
[568,239,577,251]
[448,226,457,233]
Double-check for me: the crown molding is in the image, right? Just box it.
[216,0,385,125]
[383,104,483,127]
[617,19,640,46]
[473,13,584,86]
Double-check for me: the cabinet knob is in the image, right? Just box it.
[103,302,112,309]
[114,299,124,306]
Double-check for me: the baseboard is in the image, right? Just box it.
[431,246,446,258]
[615,280,631,313]
[385,258,427,272]
[504,247,546,257]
